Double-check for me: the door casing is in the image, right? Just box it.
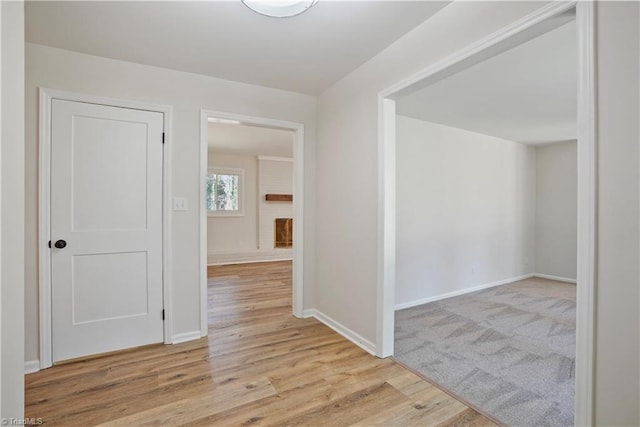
[199,109,306,335]
[38,88,174,369]
[377,2,596,426]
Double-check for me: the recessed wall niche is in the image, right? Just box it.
[274,218,293,248]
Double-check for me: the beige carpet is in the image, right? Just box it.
[394,277,576,426]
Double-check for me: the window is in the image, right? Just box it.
[206,168,244,216]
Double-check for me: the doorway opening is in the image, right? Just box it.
[199,111,305,335]
[377,2,595,426]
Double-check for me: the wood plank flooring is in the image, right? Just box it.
[25,261,497,426]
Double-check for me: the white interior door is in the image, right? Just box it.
[50,99,164,363]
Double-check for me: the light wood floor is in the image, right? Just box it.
[25,261,497,426]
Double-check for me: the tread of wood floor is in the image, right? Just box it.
[25,261,497,426]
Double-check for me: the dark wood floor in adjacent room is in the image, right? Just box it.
[25,261,496,426]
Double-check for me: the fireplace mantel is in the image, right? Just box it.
[265,194,293,202]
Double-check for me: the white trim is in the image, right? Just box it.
[208,249,292,265]
[533,273,577,284]
[395,274,579,311]
[24,361,40,375]
[161,104,174,349]
[574,2,597,426]
[207,258,292,267]
[38,88,173,369]
[377,1,580,359]
[303,309,376,356]
[171,331,202,345]
[38,89,52,369]
[394,274,535,311]
[292,124,305,318]
[376,98,396,358]
[208,249,292,255]
[208,247,292,264]
[377,1,595,424]
[257,155,293,162]
[0,2,2,413]
[200,109,305,335]
[200,111,209,336]
[379,1,576,100]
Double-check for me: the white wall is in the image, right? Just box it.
[258,158,294,251]
[395,119,577,306]
[207,151,258,254]
[395,117,536,307]
[206,153,294,265]
[535,141,577,280]
[594,2,639,424]
[17,3,640,423]
[1,0,25,419]
[25,43,317,363]
[316,0,547,356]
[316,1,638,423]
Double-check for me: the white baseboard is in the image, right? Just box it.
[207,257,292,266]
[533,273,577,284]
[302,309,377,356]
[395,273,535,311]
[25,360,40,374]
[207,250,292,265]
[171,331,202,344]
[302,309,317,319]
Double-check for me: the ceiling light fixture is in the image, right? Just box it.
[241,0,319,18]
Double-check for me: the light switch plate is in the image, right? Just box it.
[173,197,188,211]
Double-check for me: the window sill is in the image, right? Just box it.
[207,212,245,218]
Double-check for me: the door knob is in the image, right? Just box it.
[54,240,67,249]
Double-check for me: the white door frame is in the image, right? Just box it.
[38,88,173,369]
[199,110,305,335]
[377,2,595,426]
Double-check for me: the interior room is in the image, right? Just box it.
[205,120,298,372]
[1,1,638,425]
[206,120,295,266]
[392,16,577,426]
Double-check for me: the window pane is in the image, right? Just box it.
[207,173,239,212]
[206,175,215,211]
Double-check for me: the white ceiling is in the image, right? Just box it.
[25,1,449,95]
[208,122,294,158]
[397,19,577,145]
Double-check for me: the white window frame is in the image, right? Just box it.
[206,167,244,217]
